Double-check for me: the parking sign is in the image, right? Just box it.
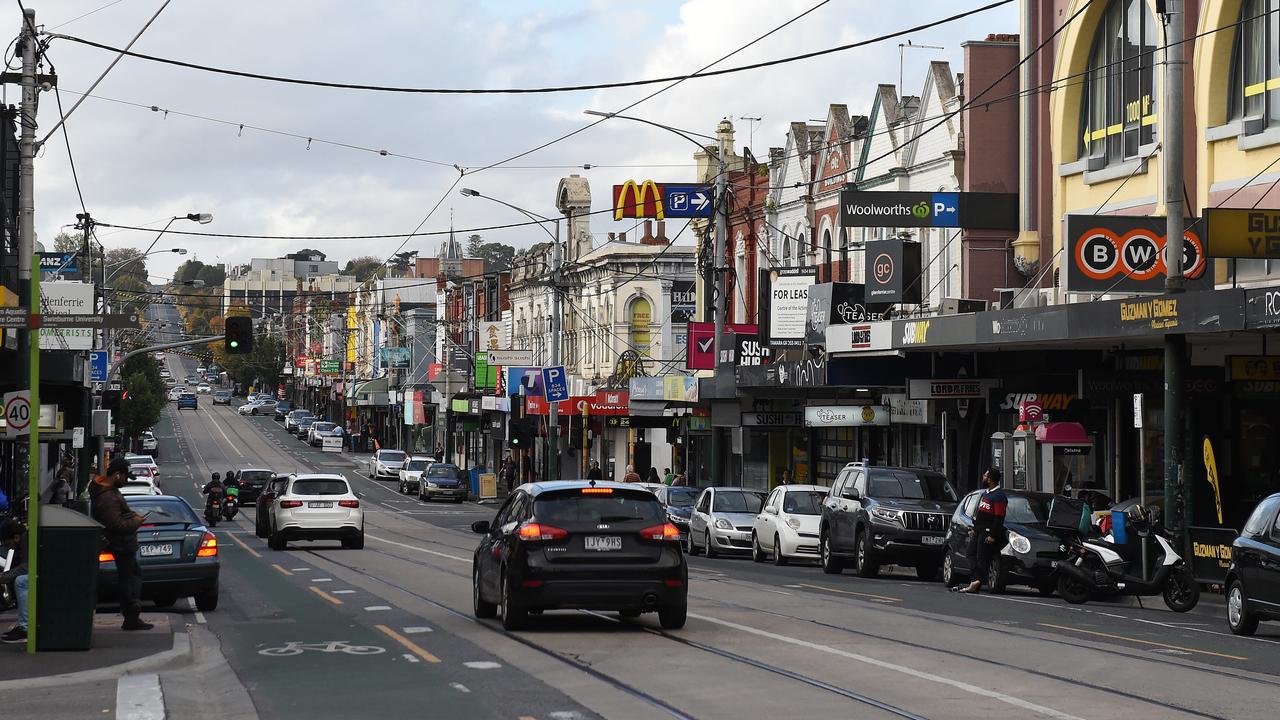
[542,366,568,403]
[89,350,108,382]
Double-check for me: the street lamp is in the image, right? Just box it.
[103,247,188,270]
[106,212,212,283]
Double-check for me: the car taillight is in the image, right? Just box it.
[338,499,360,508]
[638,523,682,542]
[280,500,303,509]
[517,522,568,542]
[99,551,115,563]
[197,532,218,557]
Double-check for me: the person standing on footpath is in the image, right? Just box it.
[0,519,29,643]
[90,458,153,630]
[622,465,641,483]
[955,468,1008,594]
[586,460,603,482]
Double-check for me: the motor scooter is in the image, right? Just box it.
[204,496,222,527]
[222,488,239,521]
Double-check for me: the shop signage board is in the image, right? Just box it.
[686,321,758,370]
[839,190,1017,229]
[38,281,95,351]
[612,180,714,220]
[803,405,890,427]
[883,393,932,425]
[1064,215,1208,293]
[1187,526,1239,584]
[825,321,892,354]
[319,359,341,375]
[741,411,802,427]
[977,305,1070,343]
[381,347,411,369]
[474,352,497,390]
[767,267,817,348]
[321,435,343,453]
[1244,286,1280,329]
[628,375,700,402]
[0,306,26,328]
[737,355,827,388]
[907,378,997,400]
[1229,356,1280,381]
[865,239,922,305]
[805,282,886,345]
[38,252,80,279]
[1206,208,1280,258]
[485,349,533,366]
[892,314,977,350]
[733,333,770,366]
[1071,289,1245,339]
[507,367,544,397]
[477,321,507,351]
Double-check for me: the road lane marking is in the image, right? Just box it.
[464,661,502,669]
[203,409,244,457]
[376,624,441,663]
[1037,623,1248,661]
[366,533,469,563]
[309,586,344,605]
[402,626,432,634]
[290,567,309,572]
[116,673,164,720]
[271,564,293,576]
[331,590,356,595]
[403,653,420,663]
[186,597,207,624]
[450,683,471,693]
[691,613,1087,720]
[794,583,900,603]
[224,531,262,558]
[311,578,333,582]
[364,605,391,611]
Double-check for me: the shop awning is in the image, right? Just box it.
[350,376,389,406]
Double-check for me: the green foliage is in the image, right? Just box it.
[118,354,165,440]
[105,247,148,284]
[387,250,418,276]
[476,241,516,273]
[173,259,226,287]
[110,274,151,316]
[219,333,285,390]
[342,255,385,282]
[52,232,81,253]
[465,234,484,258]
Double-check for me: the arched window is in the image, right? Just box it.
[1079,0,1157,165]
[1230,0,1280,130]
[782,235,792,263]
[628,297,652,357]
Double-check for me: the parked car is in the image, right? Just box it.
[139,431,159,455]
[941,489,1070,594]
[266,474,364,551]
[418,462,468,503]
[1226,492,1280,635]
[398,456,430,494]
[120,478,162,496]
[177,392,198,411]
[284,409,313,432]
[234,468,274,504]
[255,474,291,538]
[818,464,959,579]
[470,481,687,630]
[248,399,278,416]
[369,449,408,480]
[212,390,232,405]
[687,487,767,557]
[307,421,338,447]
[752,485,826,565]
[294,416,317,438]
[651,485,700,544]
[98,495,219,610]
[272,401,294,420]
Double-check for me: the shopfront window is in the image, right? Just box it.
[1230,0,1280,131]
[628,297,652,357]
[1079,0,1157,165]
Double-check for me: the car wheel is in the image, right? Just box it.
[683,533,698,556]
[343,532,365,550]
[751,533,765,563]
[772,534,787,566]
[473,567,497,619]
[194,586,219,612]
[255,514,268,539]
[820,532,843,575]
[941,551,965,587]
[854,527,880,579]
[658,602,687,630]
[703,530,718,559]
[985,557,1006,593]
[268,525,287,551]
[1227,580,1259,636]
[916,559,941,582]
[499,569,527,631]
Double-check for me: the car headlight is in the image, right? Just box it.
[1008,531,1032,555]
[870,507,903,524]
[427,481,438,488]
[714,518,733,530]
[667,512,687,525]
[785,516,802,530]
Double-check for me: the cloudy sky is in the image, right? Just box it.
[20,0,1016,283]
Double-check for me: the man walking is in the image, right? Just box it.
[0,520,28,644]
[587,461,603,481]
[956,468,1008,594]
[90,458,152,630]
[622,464,641,483]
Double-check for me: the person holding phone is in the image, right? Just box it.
[90,459,152,631]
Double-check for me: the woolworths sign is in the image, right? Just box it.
[840,190,1016,230]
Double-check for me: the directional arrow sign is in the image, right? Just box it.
[663,184,715,219]
[0,306,28,328]
[37,313,140,329]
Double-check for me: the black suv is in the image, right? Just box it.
[819,464,959,579]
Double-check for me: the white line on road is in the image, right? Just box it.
[463,661,502,669]
[364,606,392,611]
[365,533,469,563]
[402,626,432,634]
[403,653,420,663]
[688,613,1088,720]
[289,567,309,572]
[331,590,356,595]
[202,409,244,457]
[186,597,206,624]
[311,578,333,583]
[449,683,471,694]
[116,673,164,720]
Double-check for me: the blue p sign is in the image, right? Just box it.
[542,365,568,402]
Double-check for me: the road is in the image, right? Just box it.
[137,349,1280,720]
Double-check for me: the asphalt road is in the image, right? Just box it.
[144,350,1280,720]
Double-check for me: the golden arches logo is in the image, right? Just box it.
[614,180,665,221]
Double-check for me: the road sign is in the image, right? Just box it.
[35,313,140,329]
[72,427,85,449]
[89,350,108,382]
[3,390,32,437]
[0,306,26,328]
[663,184,714,219]
[542,366,568,403]
[319,359,341,374]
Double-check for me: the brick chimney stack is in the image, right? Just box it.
[641,220,669,246]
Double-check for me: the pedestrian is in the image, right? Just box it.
[434,444,445,463]
[49,455,74,506]
[662,467,674,485]
[779,469,792,486]
[672,472,687,487]
[622,465,641,483]
[645,467,661,484]
[955,468,1008,594]
[587,461,603,482]
[0,519,28,644]
[90,458,153,631]
[500,457,517,494]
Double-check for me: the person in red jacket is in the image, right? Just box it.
[90,458,152,630]
[956,468,1008,594]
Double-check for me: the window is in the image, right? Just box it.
[629,297,652,357]
[711,491,766,513]
[781,491,824,515]
[534,491,664,524]
[765,489,780,511]
[867,469,958,501]
[1242,497,1279,537]
[1230,0,1280,130]
[1079,0,1157,165]
[290,478,350,496]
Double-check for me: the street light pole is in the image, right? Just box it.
[1161,0,1188,542]
[711,123,729,487]
[105,213,210,284]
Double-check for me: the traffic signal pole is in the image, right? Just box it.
[709,126,728,487]
[16,7,39,654]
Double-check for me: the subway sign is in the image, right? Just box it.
[840,190,1017,229]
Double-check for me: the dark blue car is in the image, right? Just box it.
[176,392,198,411]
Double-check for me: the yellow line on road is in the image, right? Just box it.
[376,624,441,663]
[271,563,292,576]
[1038,623,1247,661]
[224,531,262,558]
[795,583,900,603]
[309,586,344,605]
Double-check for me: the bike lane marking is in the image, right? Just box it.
[376,624,441,664]
[271,563,292,575]
[309,586,343,605]
[1038,623,1248,661]
[223,531,262,558]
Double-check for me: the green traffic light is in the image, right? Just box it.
[229,340,239,348]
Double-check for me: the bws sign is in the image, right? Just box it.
[1066,215,1208,293]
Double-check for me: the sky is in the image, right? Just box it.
[16,0,1018,284]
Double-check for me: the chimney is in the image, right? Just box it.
[607,232,616,242]
[640,220,655,244]
[618,231,627,243]
[642,221,668,246]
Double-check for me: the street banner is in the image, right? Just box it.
[380,347,410,369]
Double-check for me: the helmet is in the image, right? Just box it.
[226,470,236,480]
[211,472,220,481]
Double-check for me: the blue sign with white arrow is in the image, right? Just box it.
[542,366,569,403]
[663,184,714,219]
[89,350,108,382]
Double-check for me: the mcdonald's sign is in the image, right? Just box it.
[613,180,665,221]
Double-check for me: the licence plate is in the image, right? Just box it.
[141,544,173,557]
[585,536,622,552]
[921,535,945,545]
[308,501,334,509]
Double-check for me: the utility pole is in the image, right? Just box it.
[548,219,562,482]
[709,121,729,487]
[16,7,40,654]
[1161,0,1187,544]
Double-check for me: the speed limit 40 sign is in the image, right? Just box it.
[3,390,31,437]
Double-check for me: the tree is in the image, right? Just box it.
[478,241,516,273]
[105,247,148,285]
[52,232,81,253]
[466,234,483,258]
[218,333,285,390]
[174,259,226,287]
[118,353,165,443]
[342,255,385,282]
[287,249,325,260]
[387,250,418,276]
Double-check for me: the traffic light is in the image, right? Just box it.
[101,390,121,411]
[225,316,253,354]
[509,416,537,448]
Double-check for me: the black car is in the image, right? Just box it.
[98,495,220,611]
[471,481,687,631]
[941,489,1070,594]
[819,464,959,579]
[234,468,274,504]
[272,401,294,420]
[1226,492,1280,635]
[294,417,317,438]
[652,485,701,543]
[418,462,468,503]
[255,474,291,538]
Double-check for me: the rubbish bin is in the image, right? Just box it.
[36,506,103,651]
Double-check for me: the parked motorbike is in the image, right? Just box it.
[1055,507,1199,612]
[204,497,221,527]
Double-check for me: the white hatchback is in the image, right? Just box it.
[751,485,827,565]
[267,474,363,551]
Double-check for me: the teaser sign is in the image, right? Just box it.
[803,405,890,427]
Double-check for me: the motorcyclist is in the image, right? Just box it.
[202,473,226,516]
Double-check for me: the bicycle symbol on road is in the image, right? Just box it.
[258,641,386,657]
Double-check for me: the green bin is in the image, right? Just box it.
[36,506,103,651]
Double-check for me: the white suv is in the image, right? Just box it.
[397,456,431,494]
[267,474,364,551]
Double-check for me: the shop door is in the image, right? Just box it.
[634,441,652,478]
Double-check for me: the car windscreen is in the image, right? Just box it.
[406,459,429,471]
[666,487,700,507]
[712,491,765,513]
[427,465,463,478]
[867,470,958,502]
[534,491,664,524]
[782,491,825,515]
[311,423,335,432]
[290,479,349,496]
[1006,495,1050,524]
[126,498,196,524]
[378,451,406,462]
[239,471,273,484]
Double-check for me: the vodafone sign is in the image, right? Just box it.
[1066,215,1209,293]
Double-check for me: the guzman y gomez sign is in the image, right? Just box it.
[768,266,817,348]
